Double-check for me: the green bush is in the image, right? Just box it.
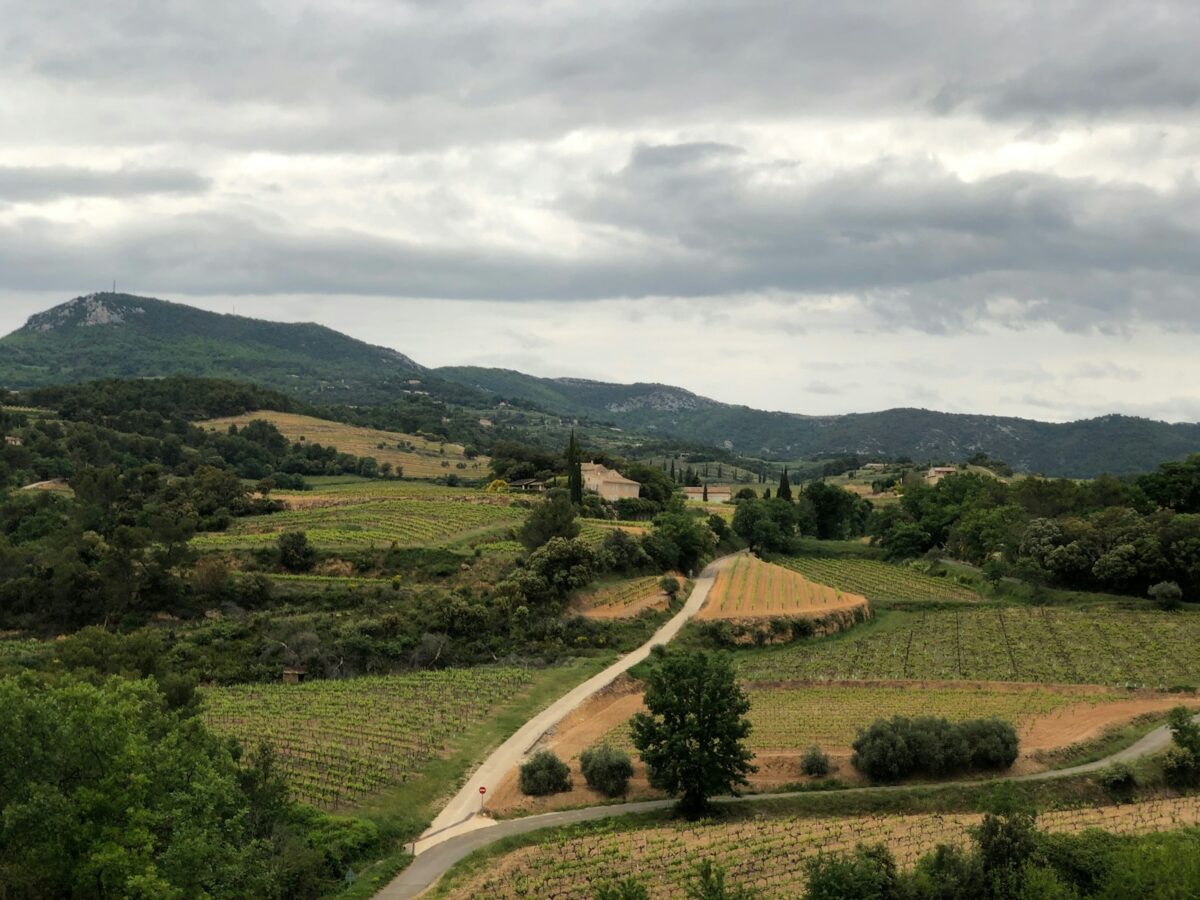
[805,845,898,900]
[1097,761,1137,796]
[519,750,572,796]
[852,716,1018,782]
[580,744,634,797]
[801,745,832,777]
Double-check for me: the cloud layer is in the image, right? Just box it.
[0,0,1197,417]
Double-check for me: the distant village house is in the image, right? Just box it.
[506,478,546,493]
[925,466,958,484]
[582,462,641,501]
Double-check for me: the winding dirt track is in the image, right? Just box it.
[380,554,742,880]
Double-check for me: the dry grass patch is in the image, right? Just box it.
[200,410,490,479]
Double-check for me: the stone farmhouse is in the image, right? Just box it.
[582,462,641,501]
[683,486,733,503]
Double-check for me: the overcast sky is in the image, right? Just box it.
[2,1,1198,422]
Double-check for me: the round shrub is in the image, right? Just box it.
[580,744,634,797]
[958,718,1020,770]
[519,750,572,796]
[1098,761,1137,796]
[801,745,832,778]
[851,718,915,782]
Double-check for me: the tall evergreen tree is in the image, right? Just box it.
[702,483,709,502]
[566,430,583,504]
[777,467,792,501]
[670,458,676,481]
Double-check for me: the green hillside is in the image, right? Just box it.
[0,293,428,404]
[3,294,1198,477]
[436,366,1200,477]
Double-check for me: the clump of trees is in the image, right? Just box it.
[851,716,1019,782]
[0,673,378,899]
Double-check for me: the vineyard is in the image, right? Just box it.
[442,796,1200,898]
[599,682,1098,752]
[200,410,489,478]
[192,496,525,550]
[735,607,1200,687]
[780,556,981,603]
[202,668,533,809]
[697,555,868,621]
[578,521,649,549]
[577,575,673,618]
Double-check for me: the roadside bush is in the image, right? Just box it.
[1097,761,1137,796]
[659,576,682,602]
[519,750,572,796]
[852,716,1018,782]
[805,845,898,900]
[801,745,832,778]
[580,744,634,797]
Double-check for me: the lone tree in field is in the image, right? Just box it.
[566,430,583,505]
[631,648,756,818]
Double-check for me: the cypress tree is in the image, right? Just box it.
[566,430,583,504]
[777,467,792,501]
[703,483,709,502]
[670,458,676,481]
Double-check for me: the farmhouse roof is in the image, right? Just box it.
[581,462,639,486]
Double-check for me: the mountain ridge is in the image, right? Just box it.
[2,293,1197,477]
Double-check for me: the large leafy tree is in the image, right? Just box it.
[517,492,580,550]
[631,649,756,818]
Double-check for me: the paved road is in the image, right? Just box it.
[378,706,1196,899]
[388,553,741,871]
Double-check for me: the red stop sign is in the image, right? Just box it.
[478,786,487,796]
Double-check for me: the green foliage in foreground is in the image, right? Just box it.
[0,674,376,900]
[803,815,1200,900]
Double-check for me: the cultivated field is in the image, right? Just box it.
[697,555,868,622]
[575,575,677,619]
[193,496,524,550]
[578,520,650,549]
[200,410,489,479]
[202,668,533,809]
[594,682,1138,754]
[442,796,1200,898]
[735,607,1200,687]
[780,556,981,603]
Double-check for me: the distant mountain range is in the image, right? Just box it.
[2,293,1197,477]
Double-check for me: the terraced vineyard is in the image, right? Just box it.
[698,555,868,621]
[203,668,533,809]
[192,496,524,550]
[736,607,1200,687]
[600,682,1096,752]
[780,556,980,602]
[577,575,672,617]
[442,796,1200,898]
[578,520,649,549]
[200,410,489,479]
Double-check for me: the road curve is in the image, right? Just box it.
[378,708,1197,899]
[381,553,742,882]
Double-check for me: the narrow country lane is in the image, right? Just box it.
[374,552,743,898]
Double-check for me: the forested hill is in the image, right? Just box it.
[3,294,1198,477]
[0,293,427,404]
[435,366,1200,477]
